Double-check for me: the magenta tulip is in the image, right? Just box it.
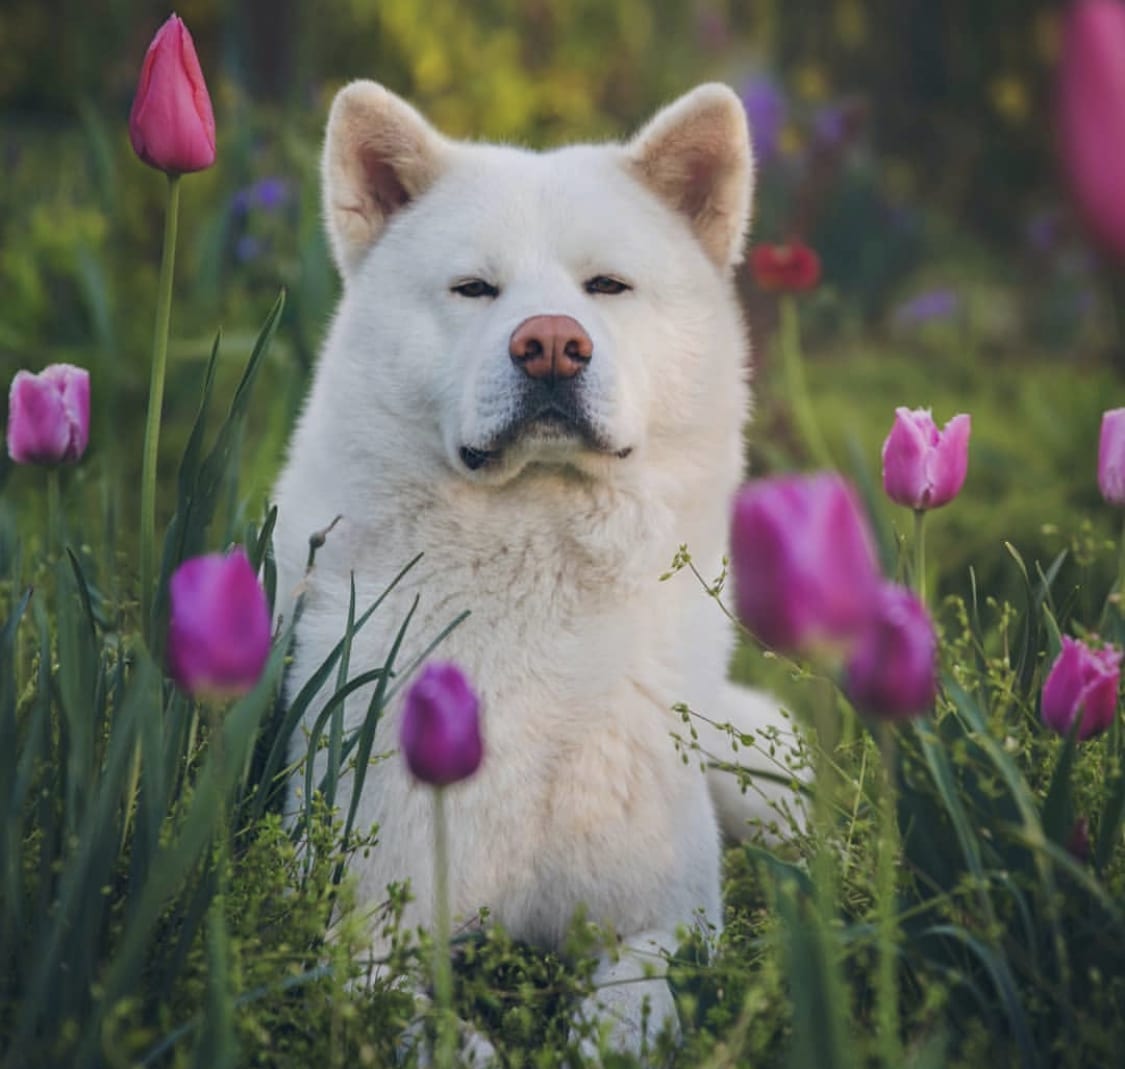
[1041,636,1121,740]
[129,15,216,175]
[844,583,936,720]
[730,473,882,654]
[167,548,271,698]
[6,364,90,466]
[400,663,483,787]
[1098,408,1125,506]
[881,407,971,511]
[1056,0,1125,262]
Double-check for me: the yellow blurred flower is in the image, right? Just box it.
[835,0,868,49]
[795,63,829,102]
[990,75,1030,124]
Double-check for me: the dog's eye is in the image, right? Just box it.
[451,279,500,299]
[585,275,631,296]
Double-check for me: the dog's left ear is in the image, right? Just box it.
[626,84,754,270]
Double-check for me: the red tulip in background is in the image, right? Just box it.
[167,548,271,698]
[730,472,881,654]
[129,14,216,174]
[1098,407,1125,506]
[6,364,90,466]
[1041,636,1122,740]
[400,662,484,787]
[749,241,822,292]
[1056,0,1125,262]
[881,407,971,511]
[844,583,937,720]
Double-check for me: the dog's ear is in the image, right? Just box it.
[322,80,450,278]
[626,84,754,270]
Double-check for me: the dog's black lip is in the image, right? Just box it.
[460,409,630,471]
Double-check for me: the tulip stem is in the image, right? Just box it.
[874,721,902,1067]
[46,468,61,558]
[808,680,851,1063]
[779,295,833,470]
[432,786,456,1069]
[1117,514,1125,603]
[913,508,927,607]
[139,172,181,645]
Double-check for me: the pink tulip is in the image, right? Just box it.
[129,15,216,175]
[1056,0,1125,262]
[167,548,271,698]
[400,663,483,787]
[6,364,90,465]
[844,583,936,720]
[1041,636,1121,740]
[730,473,882,654]
[1098,408,1125,506]
[881,407,971,511]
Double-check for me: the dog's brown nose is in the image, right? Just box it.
[509,315,592,381]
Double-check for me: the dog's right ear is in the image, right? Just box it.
[322,81,449,278]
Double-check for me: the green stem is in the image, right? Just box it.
[874,722,902,1067]
[1117,513,1125,602]
[139,173,181,644]
[432,787,455,1069]
[46,467,61,558]
[779,295,834,470]
[913,508,927,607]
[809,679,851,1061]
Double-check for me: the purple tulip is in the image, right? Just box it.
[1041,636,1121,740]
[1098,408,1125,506]
[1056,0,1125,262]
[167,548,272,698]
[844,583,937,720]
[739,73,787,165]
[891,289,961,329]
[400,662,483,787]
[6,364,90,465]
[730,473,882,655]
[881,407,971,511]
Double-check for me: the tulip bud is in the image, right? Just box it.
[749,241,822,292]
[1056,0,1125,262]
[129,15,216,175]
[167,548,271,698]
[1041,636,1122,741]
[1098,408,1125,506]
[881,407,971,511]
[6,364,90,466]
[730,473,882,655]
[400,663,483,787]
[844,583,937,720]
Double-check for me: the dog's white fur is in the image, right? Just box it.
[272,81,801,1057]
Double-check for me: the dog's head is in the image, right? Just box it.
[318,81,754,484]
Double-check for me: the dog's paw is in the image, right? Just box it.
[572,975,680,1065]
[397,1008,498,1068]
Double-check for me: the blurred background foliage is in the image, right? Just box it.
[1,0,1121,605]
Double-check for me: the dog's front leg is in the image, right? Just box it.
[573,928,680,1063]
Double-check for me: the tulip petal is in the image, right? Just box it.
[1042,636,1122,740]
[129,16,216,175]
[400,662,483,786]
[731,472,880,655]
[167,548,271,698]
[928,413,971,508]
[1098,408,1125,506]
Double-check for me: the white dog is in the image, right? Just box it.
[272,80,801,1059]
